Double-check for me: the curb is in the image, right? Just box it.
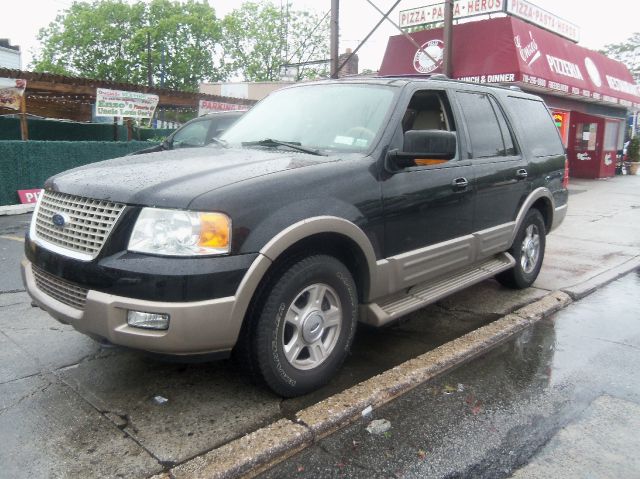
[561,256,640,300]
[162,290,574,479]
[0,204,35,216]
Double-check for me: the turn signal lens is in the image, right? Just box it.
[198,213,231,250]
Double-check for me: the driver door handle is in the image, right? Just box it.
[452,177,469,189]
[516,168,528,179]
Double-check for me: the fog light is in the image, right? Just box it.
[127,311,170,330]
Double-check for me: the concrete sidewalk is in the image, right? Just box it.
[0,203,34,216]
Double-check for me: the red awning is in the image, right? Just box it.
[379,16,640,109]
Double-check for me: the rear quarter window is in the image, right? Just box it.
[505,97,564,157]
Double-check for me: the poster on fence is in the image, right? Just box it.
[0,78,26,111]
[95,88,159,119]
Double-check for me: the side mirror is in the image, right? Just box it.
[388,130,457,168]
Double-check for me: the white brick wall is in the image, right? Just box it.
[0,47,21,70]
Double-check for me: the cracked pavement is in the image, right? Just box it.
[1,177,639,477]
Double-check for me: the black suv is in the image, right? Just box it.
[23,77,568,397]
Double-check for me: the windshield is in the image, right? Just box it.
[171,120,209,148]
[220,83,396,153]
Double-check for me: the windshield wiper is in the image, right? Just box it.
[209,137,228,147]
[241,138,326,156]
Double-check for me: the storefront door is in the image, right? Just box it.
[567,112,605,178]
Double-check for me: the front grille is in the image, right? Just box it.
[33,266,88,310]
[34,191,126,259]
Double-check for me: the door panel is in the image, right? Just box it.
[473,155,530,232]
[382,88,475,259]
[567,112,604,179]
[453,90,530,232]
[382,161,474,257]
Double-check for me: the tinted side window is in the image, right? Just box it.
[505,97,565,157]
[457,92,504,158]
[489,97,516,155]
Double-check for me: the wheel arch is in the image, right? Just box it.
[227,216,378,346]
[511,187,555,245]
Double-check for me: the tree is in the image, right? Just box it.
[601,33,640,84]
[33,0,225,90]
[221,2,330,82]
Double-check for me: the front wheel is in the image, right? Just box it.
[251,255,358,397]
[496,209,546,289]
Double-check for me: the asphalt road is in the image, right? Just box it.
[260,269,640,478]
[1,176,639,478]
[0,213,30,292]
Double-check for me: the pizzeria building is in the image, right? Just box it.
[379,2,640,179]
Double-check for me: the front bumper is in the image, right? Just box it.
[22,258,241,355]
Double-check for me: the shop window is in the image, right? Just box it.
[604,121,620,151]
[573,123,598,151]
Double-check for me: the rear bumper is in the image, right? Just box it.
[22,258,240,355]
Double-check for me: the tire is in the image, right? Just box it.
[248,255,358,397]
[496,209,546,289]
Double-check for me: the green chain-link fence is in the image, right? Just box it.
[0,140,160,206]
[0,117,174,142]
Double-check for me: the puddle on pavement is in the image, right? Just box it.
[282,300,499,415]
[284,269,640,415]
[260,269,640,479]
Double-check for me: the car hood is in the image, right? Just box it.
[47,147,337,209]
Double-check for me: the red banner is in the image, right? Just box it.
[379,16,640,108]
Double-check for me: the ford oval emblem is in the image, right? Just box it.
[52,212,70,228]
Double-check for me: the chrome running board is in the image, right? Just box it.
[360,252,515,327]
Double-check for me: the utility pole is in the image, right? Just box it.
[147,31,153,87]
[330,0,339,78]
[443,0,454,77]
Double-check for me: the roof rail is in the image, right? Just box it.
[376,73,450,80]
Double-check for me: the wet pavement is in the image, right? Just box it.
[0,280,540,477]
[260,269,640,478]
[0,176,639,477]
[0,213,29,292]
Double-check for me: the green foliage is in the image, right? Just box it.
[32,0,330,87]
[627,137,640,162]
[221,1,330,82]
[32,0,225,90]
[601,32,640,84]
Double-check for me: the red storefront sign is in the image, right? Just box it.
[379,16,640,109]
[17,189,43,204]
[198,100,249,116]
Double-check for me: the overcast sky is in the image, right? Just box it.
[2,0,638,73]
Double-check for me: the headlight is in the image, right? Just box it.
[128,208,231,256]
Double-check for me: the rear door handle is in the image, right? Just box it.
[452,177,469,189]
[516,168,528,179]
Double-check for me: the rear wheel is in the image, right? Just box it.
[249,255,358,397]
[496,209,546,289]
